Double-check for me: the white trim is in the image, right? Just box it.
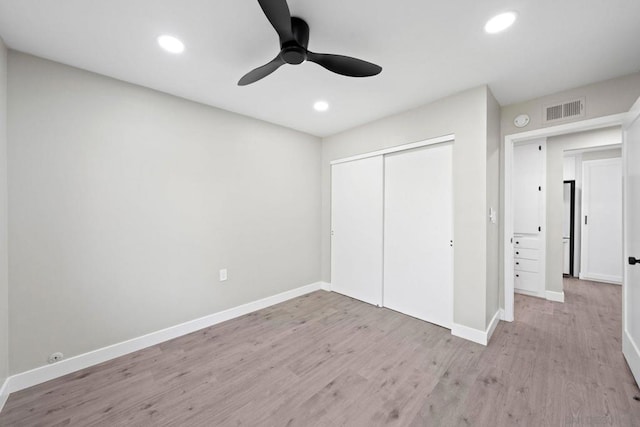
[4,281,325,395]
[545,290,565,303]
[503,113,627,322]
[623,329,640,386]
[499,308,506,321]
[578,273,622,285]
[451,310,501,346]
[330,134,455,165]
[0,377,9,412]
[564,143,621,155]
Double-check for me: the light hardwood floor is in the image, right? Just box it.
[1,278,639,426]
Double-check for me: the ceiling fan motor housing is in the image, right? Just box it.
[280,42,306,64]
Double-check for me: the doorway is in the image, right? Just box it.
[503,114,627,322]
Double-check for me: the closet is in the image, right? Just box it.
[331,141,453,329]
[512,138,546,297]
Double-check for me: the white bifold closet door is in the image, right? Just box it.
[383,143,453,328]
[331,156,383,306]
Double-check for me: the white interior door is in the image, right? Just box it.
[383,143,453,328]
[331,156,383,306]
[580,158,623,284]
[623,97,640,385]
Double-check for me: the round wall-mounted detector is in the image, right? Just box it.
[514,114,530,128]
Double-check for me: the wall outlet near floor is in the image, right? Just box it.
[48,352,64,364]
[219,269,228,282]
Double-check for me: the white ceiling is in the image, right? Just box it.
[0,0,639,137]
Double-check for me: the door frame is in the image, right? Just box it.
[622,97,640,383]
[563,180,576,277]
[503,113,627,321]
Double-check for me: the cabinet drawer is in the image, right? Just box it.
[514,271,539,293]
[514,248,538,260]
[514,237,539,249]
[514,258,538,273]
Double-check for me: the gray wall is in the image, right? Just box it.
[322,86,498,331]
[485,90,500,325]
[499,73,640,308]
[7,52,322,374]
[546,128,621,292]
[0,38,8,387]
[501,72,640,137]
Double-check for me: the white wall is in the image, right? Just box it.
[486,91,500,325]
[0,38,8,391]
[546,128,621,293]
[7,52,322,374]
[322,86,499,332]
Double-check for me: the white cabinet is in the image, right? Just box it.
[513,139,546,297]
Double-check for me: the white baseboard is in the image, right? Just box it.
[623,329,640,387]
[0,377,8,413]
[320,281,331,291]
[4,281,327,396]
[514,288,546,299]
[451,310,501,346]
[545,290,565,303]
[499,308,513,322]
[579,273,622,285]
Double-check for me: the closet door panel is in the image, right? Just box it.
[331,156,383,305]
[513,141,544,234]
[383,143,453,328]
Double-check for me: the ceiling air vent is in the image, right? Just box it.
[543,98,585,123]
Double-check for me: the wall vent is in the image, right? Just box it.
[543,97,585,123]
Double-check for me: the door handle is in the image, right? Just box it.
[630,257,639,265]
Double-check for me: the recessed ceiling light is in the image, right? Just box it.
[314,101,329,112]
[157,35,185,54]
[484,11,517,34]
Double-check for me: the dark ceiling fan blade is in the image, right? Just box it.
[306,52,382,77]
[257,0,294,44]
[238,55,286,86]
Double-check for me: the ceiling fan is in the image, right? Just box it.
[238,0,382,86]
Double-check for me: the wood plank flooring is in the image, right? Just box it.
[1,277,639,426]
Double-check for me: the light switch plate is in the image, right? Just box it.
[219,269,228,281]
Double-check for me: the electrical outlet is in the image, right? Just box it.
[48,352,64,364]
[219,269,228,281]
